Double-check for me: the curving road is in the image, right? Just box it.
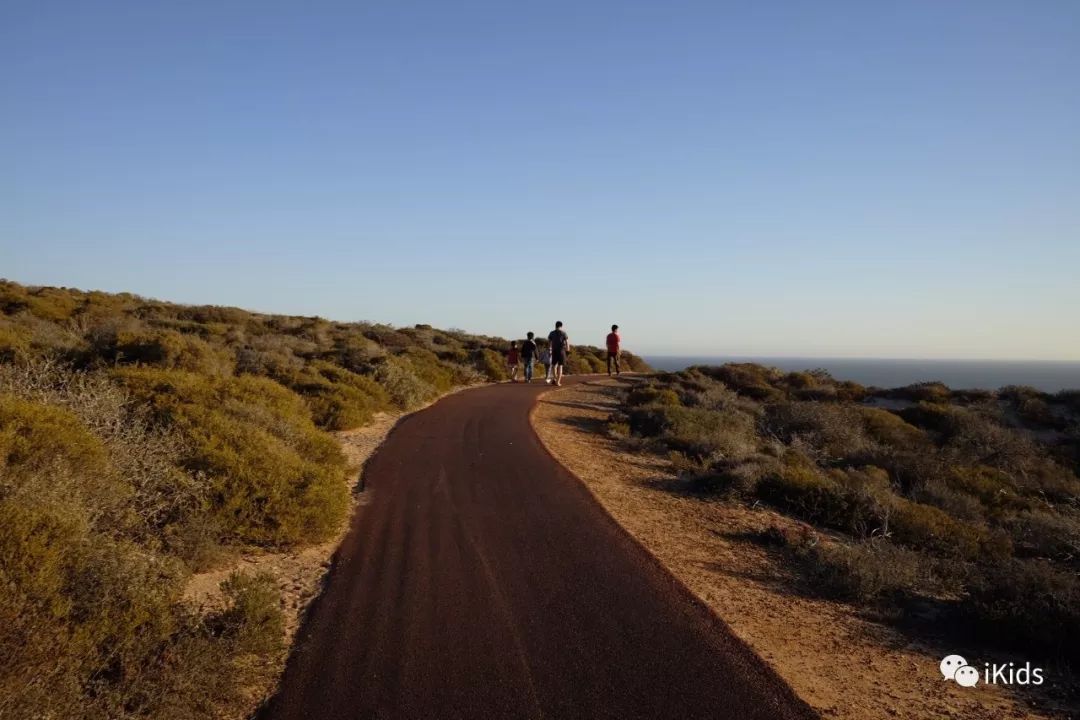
[259,377,817,720]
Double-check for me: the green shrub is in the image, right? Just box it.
[473,348,507,382]
[0,394,109,481]
[399,347,454,391]
[211,572,285,656]
[627,386,681,407]
[658,404,758,462]
[944,465,1028,513]
[296,361,390,430]
[697,363,785,402]
[898,402,954,433]
[888,497,1008,559]
[765,402,872,460]
[756,463,851,527]
[890,382,952,404]
[114,368,348,546]
[757,462,891,535]
[0,283,81,321]
[0,321,32,360]
[857,407,927,448]
[0,496,201,719]
[374,355,439,409]
[110,329,235,376]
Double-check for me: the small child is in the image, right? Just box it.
[539,347,552,383]
[507,341,520,382]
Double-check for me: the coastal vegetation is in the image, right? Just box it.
[609,363,1080,665]
[0,279,648,719]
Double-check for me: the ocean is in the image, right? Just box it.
[644,357,1080,393]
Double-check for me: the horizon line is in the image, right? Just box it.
[642,354,1080,364]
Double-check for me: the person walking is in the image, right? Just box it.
[547,321,570,387]
[606,324,622,376]
[507,341,520,382]
[540,346,552,383]
[521,332,539,383]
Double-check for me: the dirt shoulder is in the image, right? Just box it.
[531,378,1063,720]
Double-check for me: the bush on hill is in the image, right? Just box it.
[0,279,653,718]
[610,362,1080,665]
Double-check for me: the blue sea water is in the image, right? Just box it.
[644,357,1080,393]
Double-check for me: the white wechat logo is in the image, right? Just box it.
[941,654,1044,688]
[940,655,979,687]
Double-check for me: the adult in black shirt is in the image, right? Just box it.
[521,331,539,383]
[547,321,570,387]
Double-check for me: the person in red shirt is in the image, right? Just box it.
[506,341,520,382]
[606,324,621,376]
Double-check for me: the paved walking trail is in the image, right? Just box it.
[259,377,817,720]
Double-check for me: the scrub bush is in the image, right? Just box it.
[797,540,925,602]
[114,368,349,546]
[614,364,1080,664]
[0,279,654,716]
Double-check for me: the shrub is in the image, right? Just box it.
[627,386,681,407]
[857,407,927,448]
[114,368,349,546]
[296,361,390,430]
[682,456,778,497]
[332,334,386,372]
[660,404,758,463]
[889,382,952,404]
[965,559,1080,663]
[913,482,989,523]
[374,355,439,409]
[0,283,81,321]
[944,465,1029,514]
[797,540,925,602]
[697,363,785,402]
[757,462,891,536]
[110,329,235,376]
[627,406,669,437]
[898,402,954,433]
[756,462,853,529]
[400,347,458,392]
[211,571,285,656]
[765,402,872,461]
[675,375,749,413]
[1,512,284,719]
[0,321,32,360]
[0,497,189,719]
[888,497,1008,559]
[1006,510,1080,561]
[1054,389,1080,414]
[0,393,109,481]
[473,348,508,382]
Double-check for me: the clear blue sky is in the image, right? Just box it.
[3,1,1078,359]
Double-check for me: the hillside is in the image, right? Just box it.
[0,279,649,719]
[607,364,1080,677]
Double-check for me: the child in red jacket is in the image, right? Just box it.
[507,341,520,382]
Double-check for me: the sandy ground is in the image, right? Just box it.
[532,378,1073,720]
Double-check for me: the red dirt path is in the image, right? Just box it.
[258,377,817,720]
